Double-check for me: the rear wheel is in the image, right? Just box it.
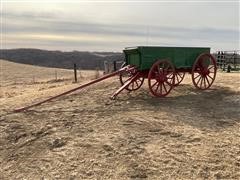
[119,62,144,91]
[192,53,217,90]
[148,60,175,97]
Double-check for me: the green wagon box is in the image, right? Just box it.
[123,46,210,70]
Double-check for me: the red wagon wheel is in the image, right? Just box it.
[119,62,144,91]
[192,53,217,90]
[148,60,175,97]
[174,71,185,86]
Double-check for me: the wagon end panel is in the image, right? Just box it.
[123,48,141,69]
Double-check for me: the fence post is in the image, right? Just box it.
[95,67,100,79]
[74,63,77,83]
[113,61,117,71]
[32,76,35,83]
[55,69,58,81]
[104,61,108,74]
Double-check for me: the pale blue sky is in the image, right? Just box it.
[1,1,239,52]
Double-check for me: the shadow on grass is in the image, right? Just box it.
[13,82,239,131]
[124,84,240,130]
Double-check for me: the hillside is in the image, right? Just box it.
[0,49,124,70]
[0,60,240,179]
[0,59,101,109]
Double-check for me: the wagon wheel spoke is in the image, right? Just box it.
[166,73,173,79]
[165,79,173,87]
[196,76,202,86]
[194,73,201,80]
[176,73,180,83]
[208,65,215,70]
[173,72,185,86]
[208,65,215,73]
[195,76,201,85]
[136,80,140,87]
[164,62,170,69]
[151,81,158,88]
[169,78,173,85]
[159,83,163,94]
[162,82,168,93]
[135,80,139,87]
[157,66,161,75]
[132,82,135,89]
[155,82,160,93]
[179,72,184,78]
[195,67,202,74]
[167,74,174,80]
[165,80,172,87]
[137,79,142,84]
[164,64,170,74]
[132,81,135,89]
[203,77,206,89]
[165,81,171,91]
[166,82,172,92]
[201,77,205,89]
[207,74,214,80]
[205,76,210,86]
[200,77,204,88]
[180,73,184,79]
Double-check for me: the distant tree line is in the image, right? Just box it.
[0,49,124,70]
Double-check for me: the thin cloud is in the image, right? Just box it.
[4,13,239,42]
[2,2,239,51]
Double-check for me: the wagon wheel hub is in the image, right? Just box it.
[158,75,167,83]
[155,72,167,83]
[201,68,210,76]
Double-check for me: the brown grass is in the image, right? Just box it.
[0,59,102,111]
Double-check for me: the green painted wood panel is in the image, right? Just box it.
[123,46,210,70]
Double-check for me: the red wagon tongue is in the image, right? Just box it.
[14,65,133,113]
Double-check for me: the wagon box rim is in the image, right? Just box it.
[124,46,211,50]
[123,46,211,71]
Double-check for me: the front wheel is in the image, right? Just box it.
[119,62,144,91]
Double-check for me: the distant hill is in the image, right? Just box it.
[0,49,124,70]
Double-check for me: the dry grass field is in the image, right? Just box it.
[0,59,240,179]
[0,60,99,111]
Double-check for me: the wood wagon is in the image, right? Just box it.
[15,46,217,112]
[115,46,217,98]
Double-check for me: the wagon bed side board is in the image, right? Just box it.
[123,46,210,71]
